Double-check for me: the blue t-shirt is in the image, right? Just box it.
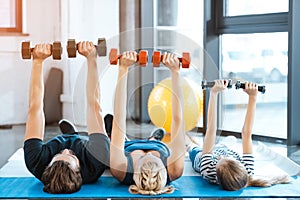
[23,133,110,184]
[121,140,170,185]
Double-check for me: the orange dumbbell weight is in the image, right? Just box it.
[109,48,148,66]
[152,51,191,68]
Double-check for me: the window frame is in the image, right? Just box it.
[203,0,299,145]
[215,1,289,34]
[0,0,23,33]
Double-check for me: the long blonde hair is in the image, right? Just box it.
[248,174,290,187]
[216,159,290,191]
[129,160,175,195]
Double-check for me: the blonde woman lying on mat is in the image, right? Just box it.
[110,51,185,195]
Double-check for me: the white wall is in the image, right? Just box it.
[60,0,119,126]
[0,0,119,126]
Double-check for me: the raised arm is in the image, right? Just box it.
[24,44,51,141]
[162,53,185,181]
[241,82,258,154]
[110,51,137,181]
[78,41,106,135]
[202,80,229,154]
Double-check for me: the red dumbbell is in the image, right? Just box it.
[151,51,191,68]
[109,48,148,66]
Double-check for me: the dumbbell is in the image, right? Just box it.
[235,80,266,94]
[151,51,191,68]
[67,38,107,58]
[109,48,148,66]
[21,41,62,60]
[201,79,233,90]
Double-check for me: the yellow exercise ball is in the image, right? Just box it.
[148,77,203,133]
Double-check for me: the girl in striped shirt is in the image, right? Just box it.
[189,80,289,191]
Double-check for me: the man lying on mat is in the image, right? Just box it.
[109,51,185,195]
[189,80,290,191]
[23,42,110,194]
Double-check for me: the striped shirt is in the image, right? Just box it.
[192,145,254,184]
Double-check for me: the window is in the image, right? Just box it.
[153,0,204,128]
[222,33,288,83]
[0,0,22,33]
[221,32,288,139]
[206,0,289,140]
[225,0,289,16]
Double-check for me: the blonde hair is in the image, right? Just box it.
[129,160,175,195]
[216,158,290,191]
[248,174,290,187]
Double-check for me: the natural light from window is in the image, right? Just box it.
[221,32,288,139]
[0,0,16,27]
[225,0,289,16]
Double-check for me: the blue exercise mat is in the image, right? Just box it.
[0,176,299,198]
